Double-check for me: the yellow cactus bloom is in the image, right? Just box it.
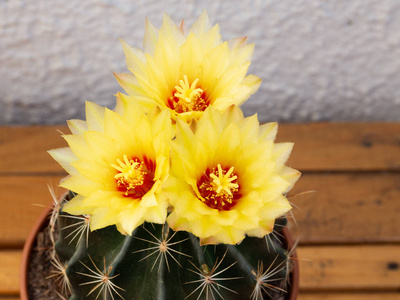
[114,10,261,122]
[49,95,172,235]
[164,106,300,245]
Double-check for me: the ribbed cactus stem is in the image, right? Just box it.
[50,192,294,300]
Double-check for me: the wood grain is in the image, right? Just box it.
[2,245,400,296]
[0,176,65,247]
[298,245,400,291]
[0,250,21,295]
[0,126,67,174]
[0,124,399,298]
[1,172,399,246]
[299,293,400,300]
[276,123,400,171]
[288,173,400,244]
[1,123,399,174]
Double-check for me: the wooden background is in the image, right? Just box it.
[0,123,399,299]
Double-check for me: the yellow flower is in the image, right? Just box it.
[48,94,172,235]
[114,10,261,122]
[164,106,300,245]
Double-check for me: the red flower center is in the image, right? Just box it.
[197,164,241,211]
[167,75,209,113]
[112,155,155,199]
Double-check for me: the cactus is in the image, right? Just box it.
[48,192,295,300]
[46,10,300,300]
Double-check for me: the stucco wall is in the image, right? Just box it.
[1,0,400,125]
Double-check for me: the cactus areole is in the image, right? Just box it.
[21,191,299,300]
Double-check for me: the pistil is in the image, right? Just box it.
[111,155,154,198]
[198,164,241,211]
[167,75,208,113]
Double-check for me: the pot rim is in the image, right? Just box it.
[20,206,299,300]
[20,206,52,300]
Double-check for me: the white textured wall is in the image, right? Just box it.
[1,0,400,125]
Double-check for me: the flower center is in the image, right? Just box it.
[167,75,209,113]
[111,155,155,199]
[197,164,241,211]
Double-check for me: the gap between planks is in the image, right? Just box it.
[298,293,400,300]
[287,172,400,244]
[298,245,400,291]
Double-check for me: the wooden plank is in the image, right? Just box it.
[0,176,65,247]
[288,173,400,244]
[3,246,399,296]
[0,250,21,295]
[298,245,400,291]
[299,293,400,300]
[276,123,400,171]
[1,172,399,246]
[0,126,67,174]
[1,123,400,174]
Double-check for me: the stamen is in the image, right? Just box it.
[197,164,241,211]
[167,75,209,113]
[111,155,155,198]
[174,75,203,103]
[210,164,239,196]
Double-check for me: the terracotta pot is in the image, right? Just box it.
[20,206,52,300]
[20,206,299,300]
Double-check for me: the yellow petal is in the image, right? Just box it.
[120,39,147,75]
[114,72,147,97]
[48,147,78,175]
[146,54,170,97]
[90,207,120,231]
[229,40,254,66]
[199,42,230,95]
[70,159,113,184]
[210,62,250,102]
[60,174,103,197]
[164,106,299,245]
[85,101,105,132]
[260,195,292,223]
[67,119,87,135]
[63,194,92,215]
[241,74,262,95]
[280,166,301,192]
[189,9,212,37]
[143,17,159,54]
[179,33,203,80]
[119,204,146,234]
[259,122,278,142]
[63,134,91,161]
[272,142,294,170]
[84,131,119,160]
[116,11,260,122]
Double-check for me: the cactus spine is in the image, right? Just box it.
[49,192,295,300]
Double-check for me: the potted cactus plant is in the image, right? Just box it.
[21,11,300,300]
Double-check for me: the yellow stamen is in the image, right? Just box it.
[111,155,146,195]
[174,75,203,103]
[209,164,239,197]
[168,75,208,113]
[198,164,240,210]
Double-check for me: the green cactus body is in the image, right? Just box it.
[53,194,293,300]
